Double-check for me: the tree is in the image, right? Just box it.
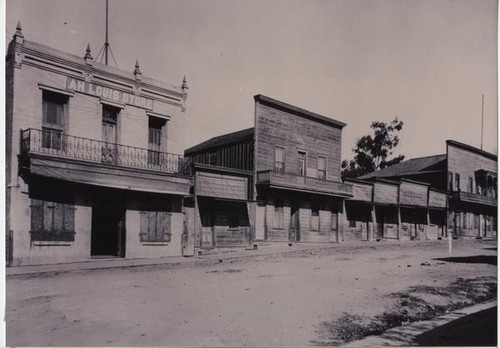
[341,117,405,179]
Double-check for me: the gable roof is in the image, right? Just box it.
[185,127,254,155]
[358,154,447,180]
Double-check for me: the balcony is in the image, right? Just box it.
[257,170,352,197]
[21,128,191,175]
[451,190,497,207]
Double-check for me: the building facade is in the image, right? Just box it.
[185,95,353,248]
[357,140,497,240]
[6,24,191,266]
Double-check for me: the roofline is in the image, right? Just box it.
[184,127,254,155]
[373,178,400,185]
[446,140,497,161]
[254,94,346,129]
[343,178,374,185]
[400,178,431,186]
[10,38,184,96]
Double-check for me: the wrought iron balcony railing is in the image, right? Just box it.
[257,170,353,196]
[20,128,191,175]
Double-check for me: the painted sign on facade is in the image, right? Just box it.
[66,77,154,110]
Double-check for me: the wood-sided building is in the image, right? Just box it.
[343,177,447,242]
[185,95,353,248]
[358,140,497,240]
[6,24,191,266]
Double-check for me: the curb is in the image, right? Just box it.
[342,299,497,347]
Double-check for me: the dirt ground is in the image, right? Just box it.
[6,239,497,347]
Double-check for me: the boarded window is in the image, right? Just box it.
[318,156,327,180]
[331,212,338,231]
[140,211,171,242]
[274,147,285,173]
[274,205,284,228]
[30,199,75,241]
[310,208,319,230]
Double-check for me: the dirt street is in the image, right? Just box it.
[6,239,497,346]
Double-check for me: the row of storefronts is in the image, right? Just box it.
[6,25,497,266]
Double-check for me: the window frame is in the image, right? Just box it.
[297,150,307,177]
[274,146,286,174]
[42,90,69,151]
[30,198,76,242]
[317,155,327,180]
[310,208,320,231]
[140,211,172,243]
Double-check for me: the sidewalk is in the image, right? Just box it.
[6,238,490,276]
[342,299,497,347]
[5,241,338,276]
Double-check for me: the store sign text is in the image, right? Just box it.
[66,77,154,110]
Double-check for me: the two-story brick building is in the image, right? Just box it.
[185,95,353,248]
[6,24,192,265]
[357,140,497,240]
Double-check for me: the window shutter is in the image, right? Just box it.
[148,212,157,241]
[139,211,148,241]
[43,201,54,232]
[53,203,64,234]
[31,199,43,232]
[165,213,172,242]
[63,204,75,233]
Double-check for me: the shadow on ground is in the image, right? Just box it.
[414,306,497,346]
[433,255,497,265]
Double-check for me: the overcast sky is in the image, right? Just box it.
[5,0,498,160]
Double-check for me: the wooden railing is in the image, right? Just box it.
[21,128,191,175]
[257,170,352,196]
[452,191,497,206]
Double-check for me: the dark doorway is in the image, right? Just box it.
[91,191,126,257]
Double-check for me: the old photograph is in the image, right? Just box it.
[4,0,498,346]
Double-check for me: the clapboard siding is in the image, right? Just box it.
[448,144,497,184]
[196,172,248,200]
[214,227,247,246]
[350,182,373,202]
[255,103,343,182]
[373,182,398,204]
[400,181,427,207]
[429,190,447,208]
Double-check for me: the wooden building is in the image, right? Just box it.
[185,95,353,248]
[6,24,192,265]
[358,141,496,240]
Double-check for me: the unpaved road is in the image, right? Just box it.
[6,239,497,346]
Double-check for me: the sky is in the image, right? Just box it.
[4,0,498,161]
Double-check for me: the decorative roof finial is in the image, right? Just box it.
[13,20,25,45]
[84,43,93,61]
[15,21,23,37]
[134,59,142,80]
[182,75,189,92]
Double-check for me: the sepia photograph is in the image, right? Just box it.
[4,0,498,346]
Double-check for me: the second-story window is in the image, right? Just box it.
[297,151,306,176]
[455,173,461,191]
[318,156,327,180]
[102,104,120,164]
[274,146,285,174]
[448,172,453,191]
[148,117,166,166]
[468,176,474,193]
[42,91,68,150]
